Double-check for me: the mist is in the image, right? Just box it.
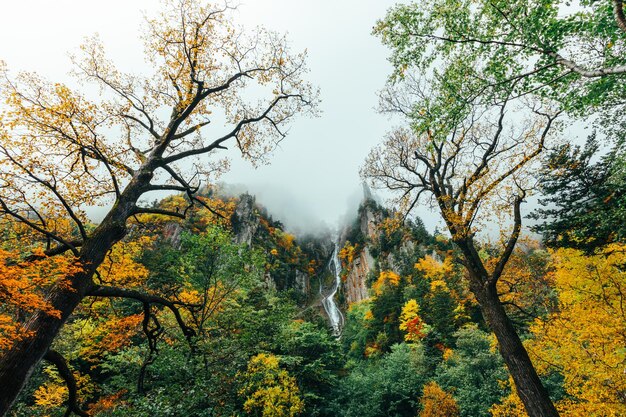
[218,182,367,236]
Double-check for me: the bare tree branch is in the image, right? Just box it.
[43,350,89,417]
[489,191,525,286]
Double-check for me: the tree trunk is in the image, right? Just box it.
[0,204,134,416]
[473,281,559,417]
[451,237,559,417]
[0,273,90,415]
[0,146,156,416]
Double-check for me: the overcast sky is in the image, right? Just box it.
[0,0,442,232]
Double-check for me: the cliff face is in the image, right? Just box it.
[341,199,382,305]
[231,193,260,246]
[229,193,333,301]
[343,247,374,304]
[162,222,183,248]
[338,192,429,307]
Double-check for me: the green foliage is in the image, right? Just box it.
[276,321,343,417]
[375,0,626,115]
[330,344,429,417]
[435,326,508,417]
[369,281,406,352]
[421,284,457,347]
[341,301,372,361]
[531,135,626,251]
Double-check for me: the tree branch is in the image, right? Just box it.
[131,206,187,219]
[547,50,626,77]
[614,0,626,33]
[86,285,195,339]
[161,93,305,165]
[490,191,525,286]
[0,198,80,257]
[43,350,89,417]
[24,240,84,262]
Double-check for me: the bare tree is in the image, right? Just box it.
[0,1,317,414]
[363,78,561,416]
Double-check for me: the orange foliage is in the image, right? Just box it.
[277,231,296,251]
[364,342,381,357]
[77,314,143,362]
[88,390,128,414]
[0,249,81,351]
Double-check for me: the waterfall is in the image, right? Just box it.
[320,239,344,336]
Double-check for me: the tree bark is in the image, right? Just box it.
[0,174,147,415]
[457,240,559,417]
[474,284,558,417]
[0,278,88,415]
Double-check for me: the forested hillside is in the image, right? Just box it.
[1,0,625,416]
[4,187,625,416]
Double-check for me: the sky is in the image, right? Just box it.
[0,0,434,232]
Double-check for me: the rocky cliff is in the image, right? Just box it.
[231,193,260,246]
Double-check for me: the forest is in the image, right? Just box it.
[0,0,625,416]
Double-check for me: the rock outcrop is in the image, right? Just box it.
[344,247,374,304]
[340,196,382,305]
[231,193,259,246]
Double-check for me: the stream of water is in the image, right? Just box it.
[320,240,344,336]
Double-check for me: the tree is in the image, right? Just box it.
[435,326,507,417]
[419,381,459,417]
[531,136,626,251]
[0,0,317,413]
[363,22,561,412]
[239,353,304,417]
[363,91,560,416]
[375,0,626,116]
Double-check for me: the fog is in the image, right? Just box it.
[0,0,418,230]
[0,0,578,237]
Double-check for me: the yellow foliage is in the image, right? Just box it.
[196,196,236,228]
[490,382,527,417]
[525,244,626,416]
[34,379,67,409]
[239,353,304,417]
[419,381,460,417]
[399,299,428,342]
[364,342,381,358]
[372,270,401,296]
[414,255,453,281]
[429,279,449,293]
[338,241,360,268]
[379,216,403,238]
[34,365,93,411]
[97,238,150,288]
